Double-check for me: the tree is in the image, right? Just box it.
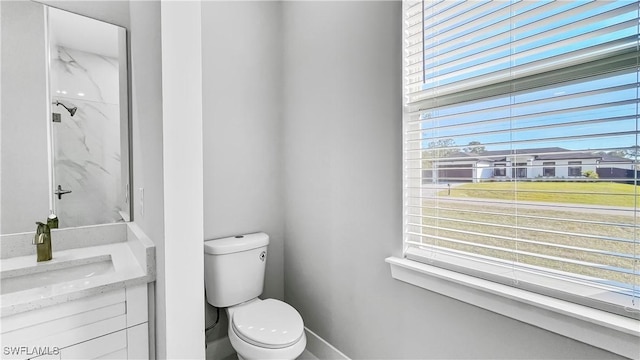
[426,138,456,151]
[597,146,640,160]
[422,138,456,169]
[582,170,599,179]
[423,138,457,160]
[623,145,640,159]
[462,141,485,154]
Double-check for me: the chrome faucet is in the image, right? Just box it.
[33,222,52,262]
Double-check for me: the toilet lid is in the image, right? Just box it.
[231,299,304,349]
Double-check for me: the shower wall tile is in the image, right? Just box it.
[50,45,123,228]
[51,46,120,104]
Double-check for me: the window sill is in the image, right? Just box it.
[385,256,640,359]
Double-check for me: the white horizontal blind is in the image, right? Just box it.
[403,0,640,317]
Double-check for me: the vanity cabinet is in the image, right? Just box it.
[50,329,127,360]
[1,284,149,360]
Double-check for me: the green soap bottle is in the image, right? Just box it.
[35,221,52,262]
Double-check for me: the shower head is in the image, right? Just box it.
[53,101,77,117]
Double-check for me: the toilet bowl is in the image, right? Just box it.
[226,298,306,360]
[204,233,306,360]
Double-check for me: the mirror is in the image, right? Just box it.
[0,1,130,235]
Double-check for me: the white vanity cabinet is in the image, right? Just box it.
[1,284,149,360]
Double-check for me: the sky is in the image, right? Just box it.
[415,0,639,155]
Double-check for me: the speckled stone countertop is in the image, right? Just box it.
[0,222,155,317]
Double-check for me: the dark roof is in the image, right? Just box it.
[536,152,600,160]
[481,147,569,157]
[429,151,480,162]
[599,154,633,163]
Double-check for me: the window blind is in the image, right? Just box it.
[403,0,640,317]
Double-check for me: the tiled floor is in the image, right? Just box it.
[221,349,318,360]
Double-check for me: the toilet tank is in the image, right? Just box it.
[204,233,269,307]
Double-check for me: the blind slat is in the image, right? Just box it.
[406,1,639,104]
[410,216,637,247]
[408,206,638,229]
[405,234,637,276]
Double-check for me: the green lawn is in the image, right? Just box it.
[424,181,640,286]
[440,181,639,207]
[418,200,639,286]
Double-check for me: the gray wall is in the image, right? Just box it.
[36,0,129,28]
[281,2,622,359]
[128,1,164,359]
[1,1,50,234]
[201,0,285,342]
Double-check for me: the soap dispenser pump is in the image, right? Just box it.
[47,212,59,229]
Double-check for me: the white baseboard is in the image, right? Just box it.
[205,328,349,360]
[304,327,350,360]
[206,335,235,360]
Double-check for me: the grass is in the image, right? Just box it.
[419,182,640,287]
[439,181,640,207]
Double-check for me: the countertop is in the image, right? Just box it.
[0,222,155,317]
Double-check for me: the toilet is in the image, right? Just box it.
[204,233,306,360]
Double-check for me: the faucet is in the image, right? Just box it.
[33,221,52,262]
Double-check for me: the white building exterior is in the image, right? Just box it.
[424,147,634,183]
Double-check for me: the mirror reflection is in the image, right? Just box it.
[0,2,130,235]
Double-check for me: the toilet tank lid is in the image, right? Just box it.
[204,232,269,255]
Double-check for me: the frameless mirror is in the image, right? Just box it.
[1,1,130,235]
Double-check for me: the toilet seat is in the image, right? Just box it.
[231,299,304,349]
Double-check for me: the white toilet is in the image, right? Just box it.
[204,233,306,360]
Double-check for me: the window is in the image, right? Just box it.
[493,163,506,177]
[512,163,527,178]
[568,161,582,177]
[542,162,555,177]
[403,0,639,317]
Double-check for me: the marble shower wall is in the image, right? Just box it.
[50,45,123,228]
